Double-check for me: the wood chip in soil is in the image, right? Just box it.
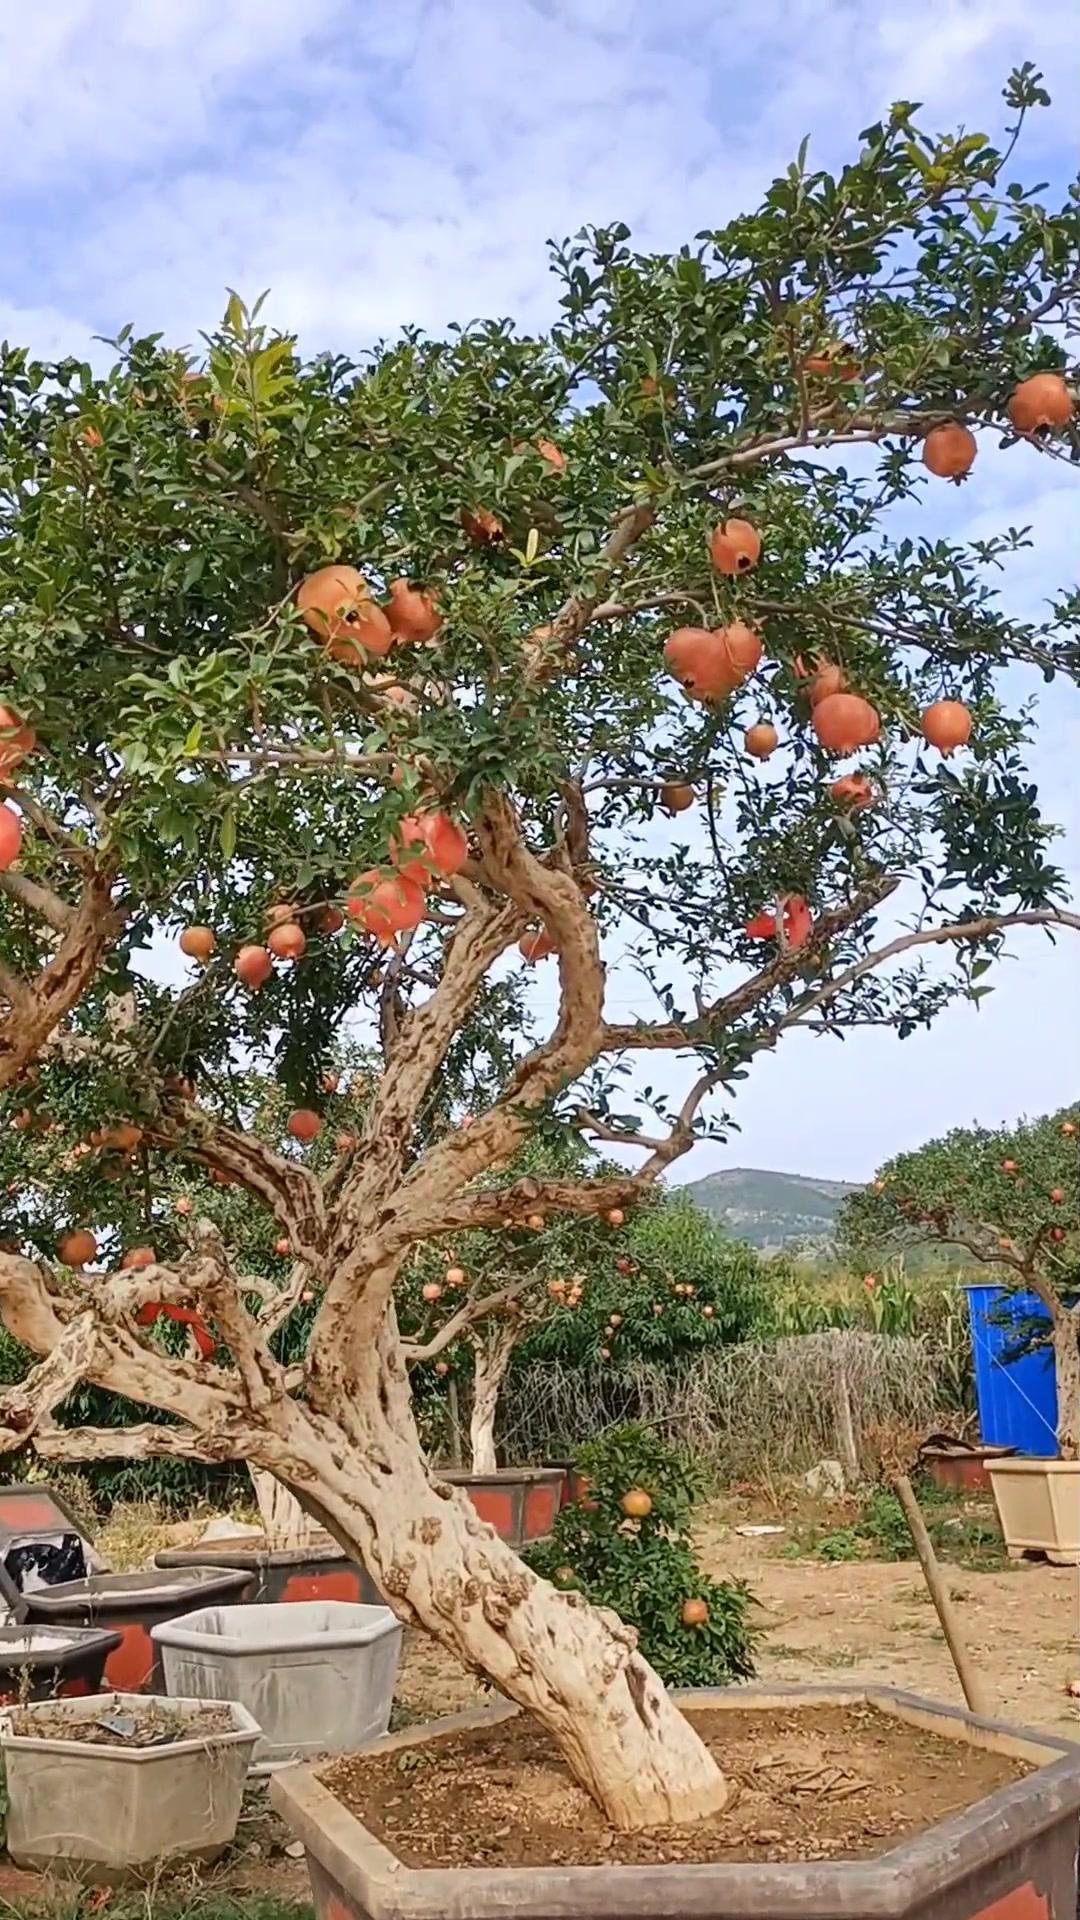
[320,1703,1031,1868]
[9,1697,238,1747]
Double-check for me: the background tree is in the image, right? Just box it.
[1,76,1079,1829]
[840,1106,1080,1453]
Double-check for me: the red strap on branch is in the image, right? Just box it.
[134,1301,216,1359]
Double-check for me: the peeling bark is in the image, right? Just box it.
[1051,1309,1080,1461]
[468,1321,519,1474]
[0,864,123,1091]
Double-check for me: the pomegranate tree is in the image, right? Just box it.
[1,81,1079,1829]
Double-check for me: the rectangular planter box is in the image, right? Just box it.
[922,1444,1016,1497]
[988,1458,1080,1564]
[273,1686,1080,1920]
[155,1534,384,1606]
[21,1566,256,1691]
[440,1467,565,1545]
[2,1690,259,1883]
[0,1624,122,1704]
[152,1600,402,1770]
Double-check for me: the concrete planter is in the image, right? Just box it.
[1,1690,259,1883]
[441,1466,564,1544]
[0,1624,122,1704]
[988,1457,1080,1564]
[273,1687,1080,1920]
[152,1600,402,1771]
[21,1565,256,1691]
[156,1534,384,1605]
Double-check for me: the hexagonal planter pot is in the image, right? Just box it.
[156,1533,385,1605]
[152,1600,402,1771]
[272,1686,1080,1920]
[21,1565,257,1691]
[0,1624,122,1704]
[1,1691,259,1884]
[440,1466,565,1545]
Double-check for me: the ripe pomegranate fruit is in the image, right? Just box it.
[1051,1189,1066,1204]
[921,700,972,755]
[266,903,299,930]
[59,1229,97,1267]
[395,810,469,878]
[660,782,695,813]
[745,895,813,950]
[1002,1159,1018,1174]
[607,1208,625,1227]
[234,945,273,990]
[320,904,345,934]
[461,506,504,545]
[681,1598,710,1627]
[179,925,216,963]
[1052,1228,1066,1243]
[621,1488,653,1519]
[445,1266,466,1287]
[121,1246,156,1270]
[535,438,566,471]
[98,1123,143,1153]
[525,1213,546,1231]
[287,1108,323,1142]
[328,601,394,665]
[709,517,761,575]
[519,927,557,962]
[1063,1122,1077,1137]
[422,1281,443,1303]
[812,692,881,754]
[268,921,307,961]
[0,706,35,775]
[174,1196,194,1215]
[347,871,426,942]
[1007,372,1073,435]
[385,580,442,644]
[335,1131,358,1153]
[664,622,763,702]
[274,1237,291,1256]
[297,566,393,660]
[922,422,976,481]
[744,722,778,759]
[807,662,846,707]
[831,773,876,810]
[0,806,21,871]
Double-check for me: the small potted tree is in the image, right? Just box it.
[842,1109,1079,1557]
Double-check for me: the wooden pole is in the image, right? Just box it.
[891,1472,992,1718]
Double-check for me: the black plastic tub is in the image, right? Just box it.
[20,1566,256,1693]
[0,1623,122,1704]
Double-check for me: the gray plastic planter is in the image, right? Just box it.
[1,1690,259,1884]
[152,1600,402,1770]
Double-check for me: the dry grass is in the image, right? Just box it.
[498,1331,951,1481]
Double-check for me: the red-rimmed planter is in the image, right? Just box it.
[21,1566,255,1692]
[544,1460,589,1509]
[441,1467,564,1544]
[155,1534,384,1607]
[0,1624,122,1703]
[921,1440,1017,1496]
[272,1687,1080,1920]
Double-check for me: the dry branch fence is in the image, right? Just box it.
[493,1331,954,1483]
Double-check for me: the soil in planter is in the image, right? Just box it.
[9,1697,238,1748]
[321,1703,1030,1869]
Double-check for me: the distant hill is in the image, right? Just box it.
[682,1167,860,1250]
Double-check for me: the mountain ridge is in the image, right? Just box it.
[682,1165,860,1249]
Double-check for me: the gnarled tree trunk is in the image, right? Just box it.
[1050,1307,1080,1461]
[468,1321,518,1474]
[252,1322,728,1831]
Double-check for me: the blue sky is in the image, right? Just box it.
[3,0,1077,1182]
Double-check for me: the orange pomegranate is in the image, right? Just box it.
[322,1071,340,1093]
[395,810,469,878]
[921,699,972,755]
[525,1212,546,1231]
[709,517,762,576]
[1051,1188,1066,1205]
[461,506,504,545]
[97,1123,143,1153]
[663,626,734,701]
[660,782,695,813]
[535,438,566,472]
[266,902,299,930]
[1063,1122,1077,1138]
[0,706,35,776]
[174,1196,194,1215]
[721,620,764,682]
[335,1130,358,1153]
[385,580,442,644]
[922,422,976,481]
[328,601,394,665]
[59,1229,97,1267]
[268,921,307,961]
[445,1266,467,1288]
[681,1598,709,1627]
[830,772,876,810]
[421,1281,443,1303]
[744,722,778,759]
[179,925,216,963]
[620,1488,653,1519]
[519,927,557,962]
[607,1208,625,1227]
[0,806,21,871]
[287,1108,323,1143]
[121,1246,156,1270]
[297,566,376,646]
[347,870,426,942]
[812,692,881,754]
[807,662,846,707]
[1007,372,1073,436]
[234,945,273,990]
